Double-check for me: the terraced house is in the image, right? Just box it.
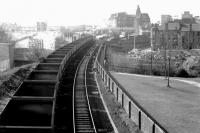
[152,22,200,50]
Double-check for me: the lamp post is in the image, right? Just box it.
[134,35,136,49]
[164,23,168,79]
[167,24,173,88]
[167,56,170,87]
[150,26,153,75]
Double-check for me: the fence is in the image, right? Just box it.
[0,59,10,72]
[95,43,168,133]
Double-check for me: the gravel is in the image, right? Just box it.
[96,73,142,133]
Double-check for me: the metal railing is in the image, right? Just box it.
[95,43,168,133]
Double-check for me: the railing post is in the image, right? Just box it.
[108,78,111,90]
[152,124,155,133]
[116,87,119,101]
[112,82,114,93]
[122,93,124,108]
[129,101,131,118]
[139,111,141,130]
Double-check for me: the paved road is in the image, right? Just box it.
[111,72,200,133]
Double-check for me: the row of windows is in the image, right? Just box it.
[29,39,44,49]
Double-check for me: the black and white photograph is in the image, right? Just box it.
[0,0,199,133]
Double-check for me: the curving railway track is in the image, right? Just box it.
[73,45,114,133]
[0,37,114,133]
[73,47,97,133]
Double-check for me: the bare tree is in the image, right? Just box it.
[0,27,12,43]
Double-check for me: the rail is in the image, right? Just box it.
[73,46,97,133]
[84,47,97,133]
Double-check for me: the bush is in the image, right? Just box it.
[176,69,189,77]
[105,42,200,77]
[0,27,12,43]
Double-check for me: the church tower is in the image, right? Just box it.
[135,5,141,34]
[136,5,141,18]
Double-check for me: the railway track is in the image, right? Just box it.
[73,45,114,133]
[73,47,97,133]
[85,46,114,133]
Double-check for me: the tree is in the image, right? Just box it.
[0,27,12,43]
[26,47,47,62]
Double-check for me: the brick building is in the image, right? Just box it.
[109,12,135,28]
[108,5,151,35]
[152,22,200,50]
[29,38,44,49]
[161,15,173,25]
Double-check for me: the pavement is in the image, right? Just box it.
[111,72,200,133]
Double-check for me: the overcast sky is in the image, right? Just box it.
[1,0,200,26]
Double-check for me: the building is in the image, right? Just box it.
[181,11,196,24]
[161,15,173,25]
[152,22,200,50]
[37,22,47,32]
[182,11,193,19]
[152,11,200,50]
[109,12,135,28]
[108,5,151,35]
[29,38,44,49]
[134,5,151,35]
[195,16,200,24]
